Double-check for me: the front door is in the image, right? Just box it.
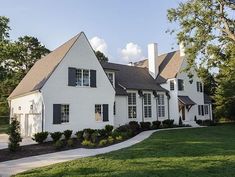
[182,106,185,121]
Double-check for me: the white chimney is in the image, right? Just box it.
[179,42,185,57]
[148,43,159,79]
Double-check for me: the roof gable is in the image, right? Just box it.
[8,33,82,99]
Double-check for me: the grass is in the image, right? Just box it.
[14,124,235,177]
[0,116,9,134]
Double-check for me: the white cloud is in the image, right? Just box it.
[89,36,108,55]
[120,42,143,62]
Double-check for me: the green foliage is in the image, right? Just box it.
[152,121,161,129]
[129,121,140,134]
[107,136,114,144]
[63,130,73,140]
[162,119,174,128]
[91,131,99,143]
[115,135,123,141]
[54,140,63,150]
[7,118,22,152]
[50,132,63,142]
[67,139,74,147]
[98,139,108,147]
[105,125,113,135]
[75,131,84,141]
[32,132,48,144]
[83,129,95,141]
[0,16,10,41]
[95,50,108,62]
[81,140,95,147]
[140,122,151,130]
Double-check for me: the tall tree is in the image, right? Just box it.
[0,16,50,116]
[95,50,108,62]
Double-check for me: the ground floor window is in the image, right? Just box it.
[204,105,209,115]
[198,105,204,116]
[144,93,152,118]
[128,93,137,118]
[158,94,165,117]
[61,104,69,123]
[95,104,103,121]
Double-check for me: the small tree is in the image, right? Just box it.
[8,118,22,152]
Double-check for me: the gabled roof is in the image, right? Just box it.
[134,51,184,83]
[178,96,196,106]
[100,62,167,95]
[8,33,82,99]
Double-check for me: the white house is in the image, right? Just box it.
[8,32,212,137]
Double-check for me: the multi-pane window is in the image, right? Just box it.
[106,72,114,86]
[198,105,204,116]
[61,105,69,123]
[75,69,90,86]
[144,93,152,118]
[158,94,165,117]
[197,82,203,92]
[204,105,209,115]
[128,93,137,118]
[95,104,102,121]
[178,79,184,91]
[170,80,174,91]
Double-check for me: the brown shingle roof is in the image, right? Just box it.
[135,51,184,83]
[8,33,82,99]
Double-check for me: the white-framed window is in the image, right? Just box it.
[128,93,137,119]
[178,79,184,91]
[95,104,103,121]
[61,104,69,123]
[170,80,174,91]
[204,105,209,115]
[144,93,152,118]
[158,94,165,117]
[75,69,90,87]
[197,82,203,92]
[106,72,114,86]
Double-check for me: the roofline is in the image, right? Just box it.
[7,90,41,100]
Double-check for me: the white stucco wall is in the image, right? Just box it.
[42,33,115,133]
[9,92,43,137]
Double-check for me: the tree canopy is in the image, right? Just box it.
[95,50,109,62]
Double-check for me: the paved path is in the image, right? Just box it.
[0,134,35,150]
[0,127,201,177]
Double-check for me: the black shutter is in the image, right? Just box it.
[68,67,76,86]
[53,104,61,124]
[90,70,96,87]
[103,104,109,122]
[201,105,204,115]
[197,82,199,92]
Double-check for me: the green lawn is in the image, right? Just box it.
[0,116,9,134]
[14,124,235,177]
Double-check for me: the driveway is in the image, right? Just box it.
[0,134,35,150]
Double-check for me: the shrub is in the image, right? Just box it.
[32,132,48,144]
[75,131,84,141]
[67,139,74,147]
[196,119,203,125]
[115,124,131,133]
[108,136,114,144]
[91,131,99,143]
[81,140,95,147]
[129,121,140,134]
[105,125,114,135]
[83,129,95,141]
[98,139,108,147]
[63,130,73,140]
[50,132,63,142]
[54,140,63,150]
[97,129,107,138]
[203,119,215,126]
[115,135,123,141]
[8,118,22,152]
[119,131,132,139]
[152,121,161,129]
[162,119,174,128]
[112,130,121,139]
[140,122,151,130]
[179,117,183,126]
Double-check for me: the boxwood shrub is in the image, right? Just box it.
[140,122,151,130]
[50,132,63,142]
[32,132,48,144]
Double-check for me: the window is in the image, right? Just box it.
[170,80,174,91]
[95,104,102,121]
[204,105,209,115]
[198,105,204,116]
[106,72,114,86]
[144,93,152,118]
[18,106,21,110]
[178,79,184,91]
[158,94,165,117]
[61,105,69,123]
[197,82,203,92]
[30,104,33,110]
[128,93,137,118]
[75,69,90,86]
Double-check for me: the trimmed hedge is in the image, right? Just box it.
[33,132,48,144]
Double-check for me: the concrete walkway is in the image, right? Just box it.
[0,134,36,150]
[0,127,201,177]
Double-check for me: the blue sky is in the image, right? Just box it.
[1,0,182,63]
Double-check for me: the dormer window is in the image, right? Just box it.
[178,79,184,91]
[106,72,115,86]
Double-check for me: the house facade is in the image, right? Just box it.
[8,32,212,137]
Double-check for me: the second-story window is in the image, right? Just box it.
[197,82,203,92]
[106,72,114,86]
[178,79,184,91]
[75,69,90,87]
[170,80,174,91]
